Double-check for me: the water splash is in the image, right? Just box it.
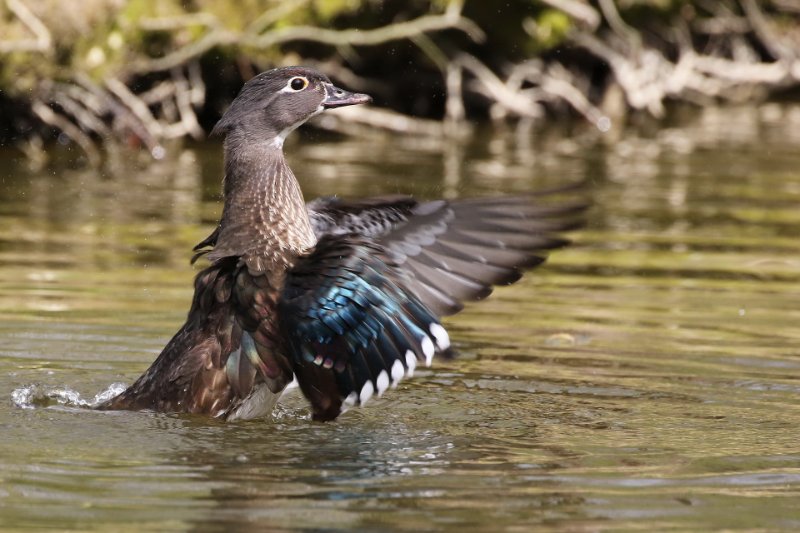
[11,382,127,410]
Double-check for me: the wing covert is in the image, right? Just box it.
[307,195,417,238]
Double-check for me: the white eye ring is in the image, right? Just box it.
[286,77,309,92]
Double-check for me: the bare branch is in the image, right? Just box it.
[132,29,236,74]
[597,0,641,51]
[740,0,796,61]
[245,13,485,49]
[0,0,52,53]
[168,67,204,140]
[455,54,543,119]
[134,9,483,75]
[138,12,220,31]
[245,0,312,35]
[32,101,101,166]
[50,87,111,137]
[105,77,164,138]
[692,16,750,35]
[539,0,601,30]
[537,64,610,130]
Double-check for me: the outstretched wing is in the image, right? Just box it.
[309,189,587,316]
[278,235,451,421]
[102,257,294,419]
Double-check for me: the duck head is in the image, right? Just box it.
[211,66,372,147]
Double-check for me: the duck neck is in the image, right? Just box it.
[210,134,316,272]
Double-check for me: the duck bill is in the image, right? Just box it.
[322,83,372,108]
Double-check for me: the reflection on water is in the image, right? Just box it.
[1,105,800,530]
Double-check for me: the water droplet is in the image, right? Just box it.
[92,382,127,405]
[596,116,612,133]
[10,382,127,410]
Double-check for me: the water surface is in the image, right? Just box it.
[1,105,800,530]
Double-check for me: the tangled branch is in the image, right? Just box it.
[3,0,800,165]
[566,0,800,117]
[132,8,483,74]
[8,2,483,164]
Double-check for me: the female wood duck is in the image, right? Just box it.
[100,66,585,421]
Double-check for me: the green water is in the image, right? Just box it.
[1,105,800,531]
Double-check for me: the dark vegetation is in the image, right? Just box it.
[1,0,799,165]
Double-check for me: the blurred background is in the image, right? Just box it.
[2,2,800,531]
[1,0,800,164]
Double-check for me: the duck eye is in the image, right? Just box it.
[289,77,308,91]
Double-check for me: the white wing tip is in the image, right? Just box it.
[421,335,435,367]
[429,323,450,351]
[405,349,417,378]
[390,359,405,387]
[359,381,374,405]
[376,370,390,396]
[342,391,358,412]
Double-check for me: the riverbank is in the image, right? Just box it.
[2,0,799,165]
